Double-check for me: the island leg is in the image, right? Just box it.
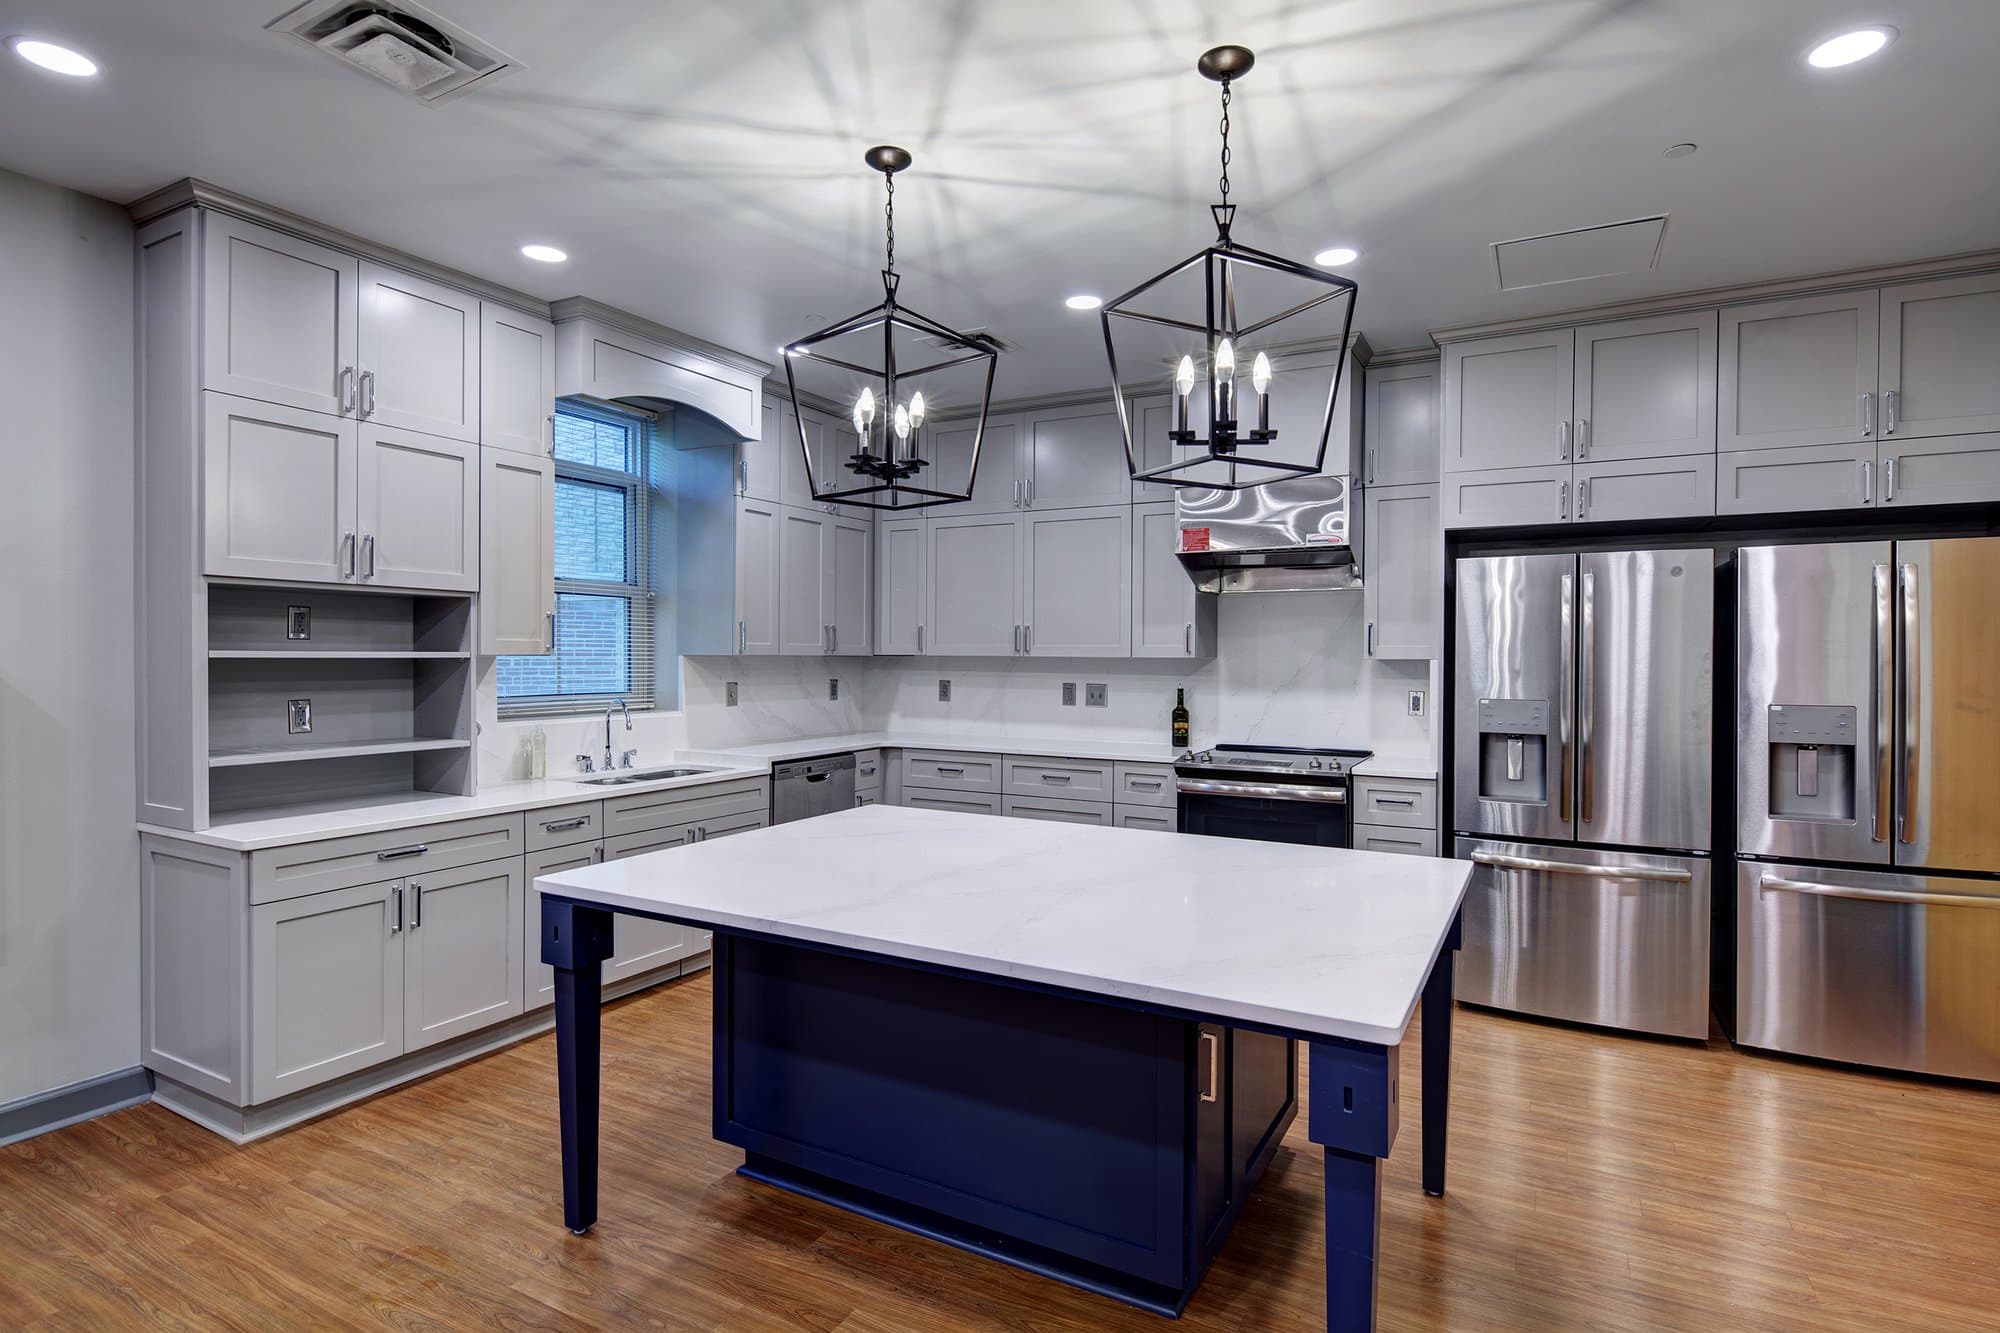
[1307,1041,1399,1332]
[1422,911,1462,1198]
[542,897,614,1234]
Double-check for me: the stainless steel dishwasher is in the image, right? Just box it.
[771,752,858,823]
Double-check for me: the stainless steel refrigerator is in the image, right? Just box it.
[1736,537,2000,1082]
[1453,549,1715,1039]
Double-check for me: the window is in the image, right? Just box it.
[496,403,658,715]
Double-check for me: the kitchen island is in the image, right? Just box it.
[536,806,1469,1330]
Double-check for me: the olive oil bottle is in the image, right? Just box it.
[1171,687,1190,749]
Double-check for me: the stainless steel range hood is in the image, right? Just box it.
[1175,475,1360,593]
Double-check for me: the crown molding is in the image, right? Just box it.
[550,297,773,379]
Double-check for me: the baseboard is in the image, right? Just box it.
[0,1066,155,1148]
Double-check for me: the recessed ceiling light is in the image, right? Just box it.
[1314,246,1359,267]
[520,243,568,264]
[1663,142,1698,158]
[1806,26,1895,69]
[1064,294,1103,311]
[8,37,99,77]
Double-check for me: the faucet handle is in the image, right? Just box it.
[620,749,639,769]
[575,754,596,774]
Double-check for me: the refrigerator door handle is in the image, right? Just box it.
[1871,563,1893,843]
[1897,562,1919,845]
[1578,569,1596,828]
[1758,874,1998,911]
[1557,571,1575,825]
[1470,851,1693,884]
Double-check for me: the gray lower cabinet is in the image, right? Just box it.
[1443,462,1572,529]
[1351,775,1439,857]
[250,879,404,1103]
[904,788,1003,817]
[1113,762,1178,807]
[1354,825,1440,856]
[1005,755,1116,801]
[1879,434,2000,509]
[1572,454,1716,523]
[1115,804,1177,832]
[1132,503,1215,658]
[403,858,524,1051]
[1716,442,1875,515]
[1362,484,1440,660]
[1001,793,1113,825]
[525,841,601,1011]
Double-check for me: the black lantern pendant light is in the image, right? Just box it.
[782,146,1000,510]
[1101,46,1358,490]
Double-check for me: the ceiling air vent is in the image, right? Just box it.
[268,1,521,104]
[922,328,1010,354]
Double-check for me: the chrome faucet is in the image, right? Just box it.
[604,698,632,772]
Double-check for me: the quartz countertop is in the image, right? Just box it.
[538,805,1470,1046]
[1351,751,1441,782]
[682,732,1186,766]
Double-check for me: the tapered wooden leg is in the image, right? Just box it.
[543,898,614,1234]
[1422,933,1457,1199]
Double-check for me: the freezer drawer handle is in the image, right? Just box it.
[1177,778,1347,804]
[1758,874,2000,911]
[1469,851,1692,883]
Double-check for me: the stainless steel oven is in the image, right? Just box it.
[1174,745,1369,847]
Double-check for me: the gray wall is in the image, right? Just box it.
[0,169,138,1104]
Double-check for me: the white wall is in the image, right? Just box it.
[0,170,138,1105]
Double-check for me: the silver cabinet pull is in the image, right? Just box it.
[737,619,747,653]
[1860,460,1872,504]
[339,365,357,413]
[1025,478,1034,508]
[1040,772,1072,784]
[1576,477,1590,520]
[917,624,925,654]
[1024,623,1032,653]
[411,883,423,929]
[1870,562,1892,843]
[1859,390,1874,436]
[934,765,965,776]
[739,458,750,494]
[341,531,357,579]
[1883,388,1898,435]
[1758,873,1998,910]
[1184,622,1193,655]
[547,413,556,456]
[1175,778,1347,804]
[1557,571,1574,824]
[1576,417,1589,458]
[1884,456,1897,502]
[377,843,429,861]
[1366,447,1376,484]
[360,369,377,418]
[546,610,556,651]
[1898,562,1919,846]
[1374,795,1418,807]
[1557,480,1569,520]
[1130,778,1164,790]
[1579,568,1596,827]
[391,886,404,934]
[1012,479,1023,508]
[1013,624,1022,654]
[362,533,376,579]
[1558,418,1570,460]
[832,624,839,653]
[1470,851,1692,883]
[543,815,591,832]
[1199,1030,1219,1103]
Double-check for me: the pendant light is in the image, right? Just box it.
[782,146,999,510]
[1100,46,1358,490]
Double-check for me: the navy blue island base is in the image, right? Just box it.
[541,896,1459,1331]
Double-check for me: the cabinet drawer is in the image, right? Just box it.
[603,777,769,839]
[249,813,525,904]
[904,789,1002,818]
[903,749,1002,794]
[1115,804,1178,832]
[1004,755,1115,799]
[1002,794,1114,826]
[606,806,770,861]
[1114,762,1178,807]
[525,800,605,853]
[854,749,884,786]
[1353,777,1437,829]
[1354,825,1440,857]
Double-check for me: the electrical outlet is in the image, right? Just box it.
[828,677,840,701]
[1084,683,1109,708]
[1408,689,1426,718]
[286,605,311,640]
[725,681,739,707]
[1061,682,1077,706]
[287,698,312,734]
[938,678,952,703]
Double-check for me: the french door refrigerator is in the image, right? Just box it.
[1736,537,2000,1082]
[1453,549,1714,1039]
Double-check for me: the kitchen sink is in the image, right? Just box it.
[578,766,720,786]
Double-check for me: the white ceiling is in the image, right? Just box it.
[3,1,1998,399]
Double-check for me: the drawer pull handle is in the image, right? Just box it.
[377,844,429,861]
[1041,773,1072,784]
[1373,796,1418,807]
[1758,874,2000,910]
[1130,779,1164,790]
[543,816,591,832]
[935,765,965,775]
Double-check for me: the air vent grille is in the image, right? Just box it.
[268,1,520,104]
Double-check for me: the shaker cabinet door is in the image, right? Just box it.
[927,414,1022,514]
[827,513,873,656]
[355,423,478,591]
[479,305,555,456]
[875,517,928,654]
[1442,462,1572,530]
[1715,442,1876,516]
[1363,360,1440,487]
[1132,503,1209,658]
[779,506,832,656]
[733,497,781,656]
[251,881,404,1103]
[478,451,556,656]
[201,214,357,417]
[1573,312,1716,462]
[202,393,357,584]
[1363,484,1441,660]
[1879,273,2000,441]
[1022,506,1131,656]
[1719,290,1879,452]
[927,513,1022,656]
[1443,330,1574,473]
[1024,405,1131,509]
[357,262,480,443]
[403,859,524,1051]
[1572,454,1716,524]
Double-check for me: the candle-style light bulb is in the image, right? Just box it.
[1215,338,1237,425]
[1174,354,1195,438]
[857,385,876,425]
[908,391,926,428]
[1215,338,1236,379]
[1251,351,1272,395]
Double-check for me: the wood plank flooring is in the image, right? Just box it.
[4,973,1998,1331]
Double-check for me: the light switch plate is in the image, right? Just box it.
[725,681,739,707]
[828,677,840,701]
[1408,690,1426,717]
[286,605,311,640]
[287,698,312,734]
[938,679,952,703]
[1084,683,1109,708]
[1061,682,1077,706]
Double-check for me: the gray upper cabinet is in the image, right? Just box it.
[1024,405,1131,510]
[742,396,790,504]
[479,450,556,655]
[1362,484,1440,660]
[1572,454,1715,523]
[1442,462,1572,530]
[1719,290,1880,452]
[827,513,873,656]
[875,516,927,655]
[357,262,480,443]
[479,305,555,457]
[1261,348,1361,474]
[356,423,478,592]
[202,214,358,419]
[1363,360,1440,486]
[1573,312,1716,462]
[927,511,1021,656]
[783,403,840,510]
[401,858,523,1052]
[250,880,403,1103]
[927,413,1022,514]
[1132,503,1214,658]
[1879,434,2000,509]
[202,393,356,584]
[1127,393,1184,499]
[1443,329,1575,473]
[1716,441,1875,516]
[734,496,781,655]
[779,507,830,655]
[1022,505,1131,656]
[1879,273,2000,441]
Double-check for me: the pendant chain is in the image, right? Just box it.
[1217,79,1232,204]
[884,172,896,276]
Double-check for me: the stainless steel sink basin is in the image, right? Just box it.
[578,766,720,786]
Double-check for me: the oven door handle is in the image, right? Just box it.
[1176,778,1347,804]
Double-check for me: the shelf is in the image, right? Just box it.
[208,737,472,768]
[208,650,471,661]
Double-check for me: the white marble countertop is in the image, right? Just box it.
[1351,751,1441,782]
[538,805,1470,1046]
[683,732,1186,766]
[139,760,772,851]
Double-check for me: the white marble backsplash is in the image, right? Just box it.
[1212,592,1435,755]
[681,655,873,748]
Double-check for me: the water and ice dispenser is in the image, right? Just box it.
[1766,704,1858,821]
[1476,698,1551,804]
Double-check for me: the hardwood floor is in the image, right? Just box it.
[4,973,1998,1331]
